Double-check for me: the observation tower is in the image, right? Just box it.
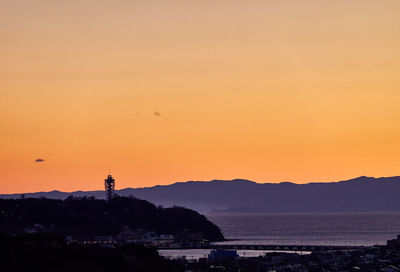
[104,174,115,202]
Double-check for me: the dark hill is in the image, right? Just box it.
[0,196,224,241]
[0,233,170,272]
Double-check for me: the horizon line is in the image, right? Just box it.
[1,175,399,196]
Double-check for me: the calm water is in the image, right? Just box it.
[207,212,400,246]
[159,249,310,260]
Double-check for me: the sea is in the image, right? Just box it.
[159,212,400,259]
[207,212,400,246]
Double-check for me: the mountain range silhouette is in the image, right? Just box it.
[2,176,400,213]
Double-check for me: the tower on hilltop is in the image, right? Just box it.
[104,173,115,202]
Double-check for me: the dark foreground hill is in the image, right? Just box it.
[0,196,224,241]
[2,176,400,213]
[0,233,173,272]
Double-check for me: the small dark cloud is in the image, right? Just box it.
[154,111,161,116]
[35,158,45,163]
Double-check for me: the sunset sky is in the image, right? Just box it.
[1,0,400,193]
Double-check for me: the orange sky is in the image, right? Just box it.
[1,0,400,193]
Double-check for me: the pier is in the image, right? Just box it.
[163,244,367,251]
[211,244,365,251]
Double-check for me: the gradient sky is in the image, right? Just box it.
[1,0,400,193]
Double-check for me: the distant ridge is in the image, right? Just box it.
[2,176,400,213]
